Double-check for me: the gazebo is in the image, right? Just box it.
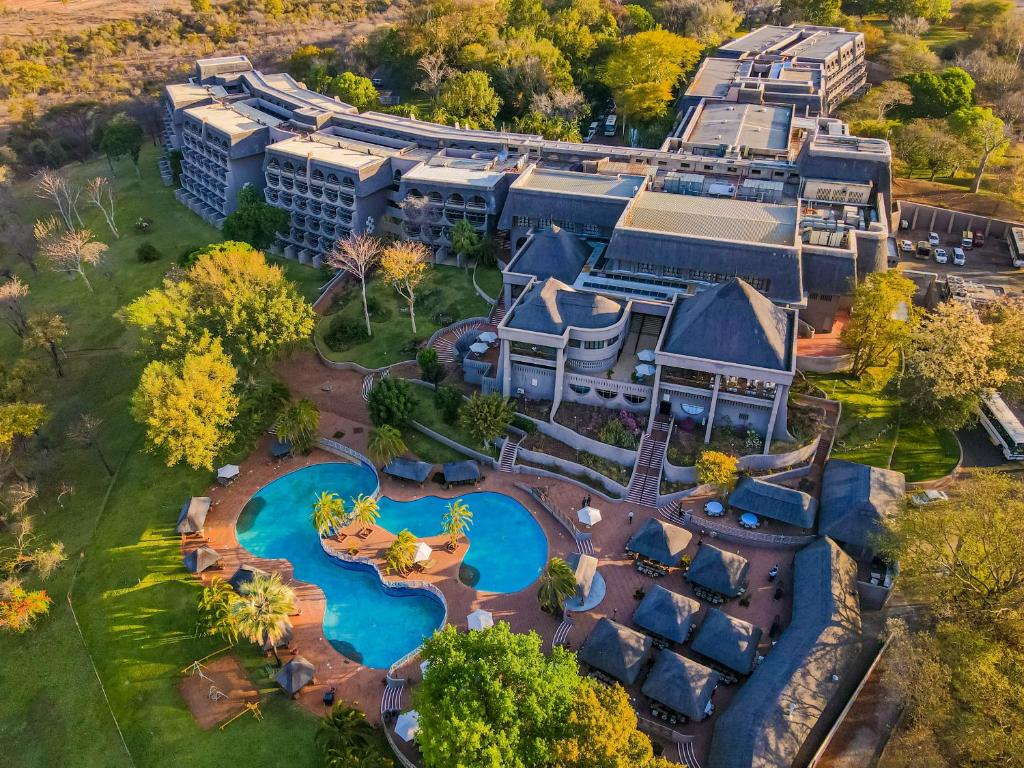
[216,464,240,486]
[228,564,268,592]
[176,497,211,535]
[442,460,481,488]
[686,544,750,597]
[564,553,605,612]
[641,649,718,721]
[183,546,221,573]
[275,656,315,698]
[690,608,763,675]
[632,585,700,643]
[578,618,652,685]
[625,518,693,567]
[262,621,293,652]
[383,458,432,485]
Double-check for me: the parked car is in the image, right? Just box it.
[900,239,914,253]
[929,232,940,246]
[934,248,948,264]
[916,241,931,259]
[974,231,985,247]
[371,77,383,86]
[961,230,974,249]
[585,121,599,141]
[911,489,949,506]
[953,247,966,265]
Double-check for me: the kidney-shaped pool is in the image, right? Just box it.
[236,462,548,668]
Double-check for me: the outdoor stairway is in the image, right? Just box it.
[659,500,687,526]
[381,680,404,715]
[552,616,573,648]
[625,414,673,507]
[361,370,388,402]
[497,435,521,472]
[489,293,507,324]
[433,321,486,364]
[678,740,702,768]
[575,533,595,555]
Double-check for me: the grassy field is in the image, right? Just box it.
[405,383,496,458]
[868,17,970,54]
[473,263,503,299]
[317,265,490,369]
[807,368,960,482]
[0,146,324,768]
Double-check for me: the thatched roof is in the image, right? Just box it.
[632,585,700,643]
[383,458,432,483]
[625,518,692,566]
[443,460,480,484]
[691,608,763,675]
[275,656,315,695]
[641,650,718,721]
[176,497,211,535]
[730,476,817,528]
[686,545,750,596]
[578,618,653,685]
[228,564,268,592]
[568,553,598,602]
[819,460,905,555]
[183,546,220,573]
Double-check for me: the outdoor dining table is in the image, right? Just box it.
[704,500,724,517]
[739,512,759,529]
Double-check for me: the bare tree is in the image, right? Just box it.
[2,481,37,524]
[327,234,383,336]
[890,15,929,35]
[85,177,119,239]
[68,414,113,476]
[33,218,107,292]
[531,87,588,122]
[34,171,75,231]
[0,277,30,339]
[417,51,452,100]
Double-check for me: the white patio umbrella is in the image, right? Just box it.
[469,342,489,355]
[419,659,430,676]
[577,505,602,526]
[394,710,420,742]
[477,331,498,343]
[217,464,240,482]
[413,541,433,563]
[637,349,656,363]
[635,364,657,378]
[467,608,494,631]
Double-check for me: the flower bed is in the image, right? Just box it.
[553,402,647,448]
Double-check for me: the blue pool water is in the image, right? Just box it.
[236,463,548,668]
[377,492,548,593]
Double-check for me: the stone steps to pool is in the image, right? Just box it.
[497,435,521,472]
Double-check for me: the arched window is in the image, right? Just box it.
[596,389,617,400]
[569,384,591,395]
[624,393,648,405]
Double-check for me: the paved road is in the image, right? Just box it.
[956,425,1010,469]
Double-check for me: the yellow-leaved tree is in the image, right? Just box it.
[131,334,239,470]
[379,241,431,333]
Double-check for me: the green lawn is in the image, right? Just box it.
[868,17,970,54]
[401,429,466,464]
[317,266,490,369]
[473,263,503,300]
[405,383,496,458]
[0,147,322,767]
[806,368,960,482]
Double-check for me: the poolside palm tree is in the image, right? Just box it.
[442,498,473,552]
[537,557,578,614]
[367,425,406,467]
[384,529,418,575]
[198,577,239,643]
[312,491,347,539]
[352,493,380,536]
[316,702,384,767]
[275,398,320,454]
[232,572,295,665]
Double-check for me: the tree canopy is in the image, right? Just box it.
[328,72,380,111]
[434,70,503,130]
[841,270,919,377]
[222,185,290,250]
[903,68,976,118]
[602,29,701,125]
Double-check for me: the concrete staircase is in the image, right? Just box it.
[433,321,486,364]
[497,434,521,472]
[625,414,673,507]
[489,293,507,324]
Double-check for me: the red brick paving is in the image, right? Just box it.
[180,350,804,766]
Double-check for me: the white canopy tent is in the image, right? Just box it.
[216,464,240,484]
[577,506,602,526]
[467,608,494,631]
[477,331,498,344]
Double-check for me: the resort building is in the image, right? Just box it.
[679,24,867,119]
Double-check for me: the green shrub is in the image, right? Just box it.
[399,337,425,356]
[136,242,161,262]
[417,347,446,384]
[324,315,369,349]
[365,294,393,322]
[227,378,290,456]
[597,418,640,450]
[368,377,416,427]
[511,414,537,433]
[434,385,463,423]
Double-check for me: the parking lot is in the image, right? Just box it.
[895,226,1024,296]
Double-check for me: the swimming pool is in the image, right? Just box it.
[236,462,548,668]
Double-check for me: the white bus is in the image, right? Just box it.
[1007,227,1024,268]
[978,391,1024,460]
[604,114,617,136]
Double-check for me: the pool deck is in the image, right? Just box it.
[183,351,800,766]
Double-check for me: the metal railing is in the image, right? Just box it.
[315,437,382,500]
[514,482,588,543]
[674,509,815,548]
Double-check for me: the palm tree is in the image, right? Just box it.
[385,529,417,575]
[312,491,346,539]
[198,577,239,643]
[367,425,407,467]
[315,702,382,767]
[537,557,578,614]
[442,498,473,551]
[232,572,296,665]
[352,494,380,536]
[275,398,320,454]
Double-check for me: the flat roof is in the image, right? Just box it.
[720,25,799,54]
[268,134,393,169]
[787,30,861,61]
[516,167,645,198]
[686,103,792,151]
[687,58,743,99]
[166,83,211,110]
[183,101,280,135]
[622,191,798,246]
[403,160,508,189]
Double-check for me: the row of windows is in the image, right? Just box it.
[567,383,647,405]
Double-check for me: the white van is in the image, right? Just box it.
[953,247,966,266]
[604,114,617,136]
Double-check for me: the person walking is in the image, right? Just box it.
[627,510,634,525]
